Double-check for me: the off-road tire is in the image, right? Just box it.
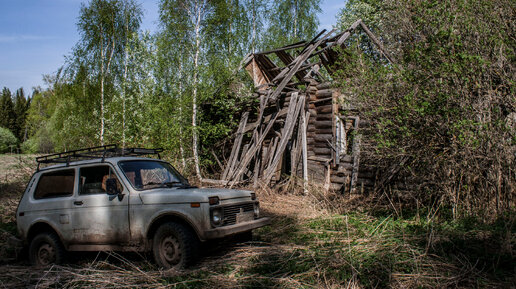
[29,232,66,266]
[152,222,199,269]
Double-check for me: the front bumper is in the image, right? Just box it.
[204,217,270,239]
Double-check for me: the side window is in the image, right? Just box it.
[34,169,75,199]
[80,165,122,195]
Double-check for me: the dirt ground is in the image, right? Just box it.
[0,154,514,288]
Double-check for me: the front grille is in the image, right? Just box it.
[222,203,254,226]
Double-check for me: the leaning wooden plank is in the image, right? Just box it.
[228,105,285,187]
[222,112,249,180]
[337,19,362,45]
[301,111,309,191]
[239,143,250,181]
[291,98,308,177]
[268,29,336,103]
[350,117,362,194]
[359,21,399,66]
[263,93,304,183]
[244,107,289,134]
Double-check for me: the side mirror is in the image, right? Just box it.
[105,178,121,196]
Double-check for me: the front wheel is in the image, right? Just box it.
[29,232,65,266]
[152,222,199,269]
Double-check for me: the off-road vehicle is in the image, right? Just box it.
[15,145,269,268]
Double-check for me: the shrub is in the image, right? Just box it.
[0,127,18,153]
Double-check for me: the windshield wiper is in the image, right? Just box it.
[163,181,183,187]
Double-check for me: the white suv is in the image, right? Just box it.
[15,145,269,268]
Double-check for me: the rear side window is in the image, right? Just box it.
[34,169,75,199]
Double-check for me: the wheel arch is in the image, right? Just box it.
[27,221,65,247]
[146,213,202,243]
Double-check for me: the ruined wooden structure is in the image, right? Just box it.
[220,19,396,193]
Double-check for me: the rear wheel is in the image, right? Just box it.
[29,232,65,266]
[152,222,199,269]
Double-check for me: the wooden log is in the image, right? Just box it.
[315,114,333,121]
[316,89,333,98]
[330,175,349,184]
[316,82,331,90]
[333,169,351,177]
[314,134,332,142]
[313,142,330,148]
[307,156,331,163]
[315,128,333,134]
[313,147,332,155]
[338,162,353,170]
[310,97,332,105]
[308,109,317,116]
[314,120,333,128]
[315,105,333,114]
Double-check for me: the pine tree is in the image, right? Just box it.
[14,87,29,141]
[0,88,16,133]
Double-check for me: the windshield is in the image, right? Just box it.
[118,160,190,190]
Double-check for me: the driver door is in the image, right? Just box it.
[71,164,129,244]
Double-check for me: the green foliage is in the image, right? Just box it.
[336,0,515,217]
[20,137,39,154]
[0,127,17,153]
[0,88,16,133]
[264,0,322,49]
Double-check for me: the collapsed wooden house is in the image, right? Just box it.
[219,19,397,193]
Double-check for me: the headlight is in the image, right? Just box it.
[212,209,222,226]
[254,203,260,218]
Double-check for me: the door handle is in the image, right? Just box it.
[74,201,83,206]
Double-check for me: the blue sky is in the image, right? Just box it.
[0,0,346,95]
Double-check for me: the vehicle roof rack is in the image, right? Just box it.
[36,144,163,171]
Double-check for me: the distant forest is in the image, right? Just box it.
[0,0,514,217]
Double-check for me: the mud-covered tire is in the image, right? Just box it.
[29,232,65,266]
[152,222,199,269]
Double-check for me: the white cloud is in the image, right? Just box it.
[0,35,57,43]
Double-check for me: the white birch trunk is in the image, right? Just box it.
[192,0,203,179]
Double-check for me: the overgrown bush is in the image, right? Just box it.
[0,127,17,153]
[337,0,515,218]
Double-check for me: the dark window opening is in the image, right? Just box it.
[80,165,121,195]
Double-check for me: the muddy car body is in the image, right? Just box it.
[15,145,269,268]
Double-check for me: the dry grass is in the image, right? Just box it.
[0,155,514,288]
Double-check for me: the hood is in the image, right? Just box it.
[138,187,252,205]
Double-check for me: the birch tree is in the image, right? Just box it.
[159,0,212,179]
[76,0,142,145]
[265,0,322,48]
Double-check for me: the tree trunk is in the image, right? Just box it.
[192,0,203,179]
